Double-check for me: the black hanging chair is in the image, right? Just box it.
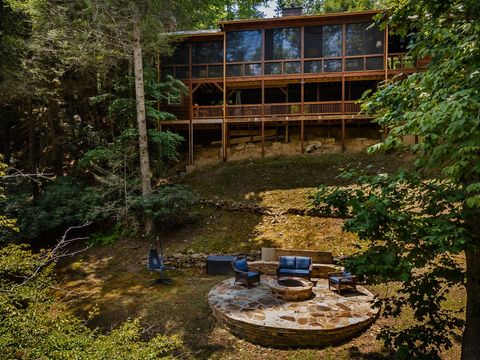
[147,237,174,285]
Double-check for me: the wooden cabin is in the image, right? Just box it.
[159,9,421,165]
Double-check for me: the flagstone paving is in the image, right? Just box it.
[208,276,378,347]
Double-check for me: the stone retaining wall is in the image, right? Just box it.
[212,308,375,348]
[163,251,261,269]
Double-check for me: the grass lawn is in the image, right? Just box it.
[56,151,464,359]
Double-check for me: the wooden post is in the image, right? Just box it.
[261,79,265,157]
[300,79,305,154]
[384,23,389,139]
[222,26,227,162]
[188,82,193,166]
[341,76,346,151]
[188,43,194,165]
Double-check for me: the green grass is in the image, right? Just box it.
[56,150,463,359]
[183,151,416,209]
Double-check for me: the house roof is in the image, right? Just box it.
[218,9,384,27]
[165,9,386,38]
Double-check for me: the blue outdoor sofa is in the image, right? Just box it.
[276,256,312,280]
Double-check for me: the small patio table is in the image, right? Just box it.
[206,255,238,275]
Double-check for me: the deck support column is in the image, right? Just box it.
[222,25,227,163]
[188,80,194,166]
[261,79,265,157]
[301,119,305,154]
[341,76,346,152]
[300,79,305,154]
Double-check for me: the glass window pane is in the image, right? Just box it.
[192,66,207,78]
[209,42,223,63]
[227,30,261,62]
[365,25,384,54]
[265,63,282,75]
[284,61,301,74]
[304,26,322,58]
[346,58,364,71]
[175,66,189,79]
[243,31,262,61]
[305,60,322,73]
[323,59,342,72]
[265,27,300,60]
[245,63,262,76]
[227,64,243,77]
[346,23,365,56]
[193,42,223,64]
[366,56,384,70]
[161,67,174,80]
[323,25,342,57]
[172,43,189,64]
[208,65,223,77]
[346,22,384,56]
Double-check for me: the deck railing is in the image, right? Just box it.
[193,101,361,120]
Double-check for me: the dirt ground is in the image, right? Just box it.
[56,151,464,359]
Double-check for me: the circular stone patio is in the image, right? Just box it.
[208,276,378,348]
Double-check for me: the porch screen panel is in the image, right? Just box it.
[346,22,384,56]
[265,27,301,60]
[162,42,189,65]
[323,25,342,57]
[226,30,262,62]
[192,41,223,64]
[304,26,322,58]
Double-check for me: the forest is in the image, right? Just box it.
[1,0,479,359]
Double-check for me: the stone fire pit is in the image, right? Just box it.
[208,276,378,348]
[268,277,313,301]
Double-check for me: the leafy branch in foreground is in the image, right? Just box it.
[0,233,182,359]
[312,170,467,359]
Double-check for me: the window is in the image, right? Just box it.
[304,60,322,73]
[227,64,243,77]
[284,61,301,74]
[346,22,384,56]
[174,67,189,79]
[304,26,323,58]
[192,66,207,78]
[265,27,300,60]
[161,67,174,81]
[245,63,262,76]
[208,65,223,77]
[192,42,223,64]
[265,63,282,75]
[323,25,342,57]
[324,59,342,72]
[227,30,262,62]
[162,43,189,65]
[304,25,342,58]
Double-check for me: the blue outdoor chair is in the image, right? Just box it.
[232,258,260,288]
[147,247,174,285]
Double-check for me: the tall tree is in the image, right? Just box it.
[314,0,480,358]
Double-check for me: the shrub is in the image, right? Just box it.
[137,185,197,230]
[13,177,101,239]
[0,244,182,359]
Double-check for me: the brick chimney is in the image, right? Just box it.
[281,5,303,17]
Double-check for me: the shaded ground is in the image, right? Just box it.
[56,151,464,359]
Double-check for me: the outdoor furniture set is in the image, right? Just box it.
[232,255,357,295]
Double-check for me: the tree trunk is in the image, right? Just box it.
[462,247,480,360]
[132,3,153,235]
